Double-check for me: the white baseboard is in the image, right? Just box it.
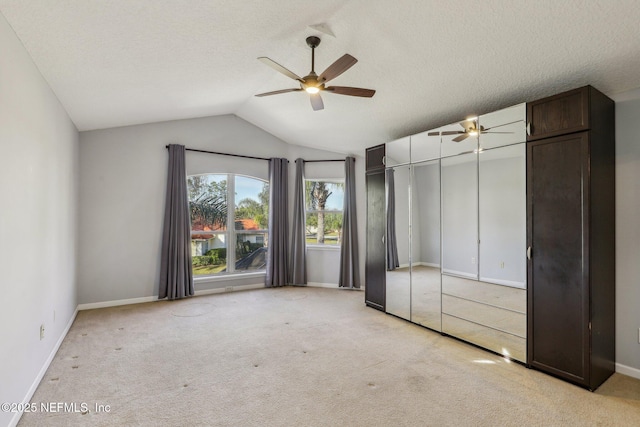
[616,362,640,380]
[442,269,477,280]
[77,295,158,310]
[479,276,526,289]
[78,284,268,310]
[307,282,339,289]
[195,283,264,295]
[10,308,78,427]
[413,262,440,268]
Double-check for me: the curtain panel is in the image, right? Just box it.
[386,168,399,270]
[289,158,307,285]
[159,144,194,300]
[339,156,360,288]
[265,158,289,287]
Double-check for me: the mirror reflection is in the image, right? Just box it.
[441,152,478,280]
[410,160,441,330]
[385,165,411,320]
[478,144,526,288]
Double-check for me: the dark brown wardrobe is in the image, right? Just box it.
[526,86,615,390]
[365,144,386,311]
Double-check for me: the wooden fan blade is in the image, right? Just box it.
[325,86,375,97]
[441,131,464,136]
[310,93,324,111]
[255,88,303,97]
[452,133,469,143]
[318,54,357,83]
[427,132,440,136]
[258,57,303,81]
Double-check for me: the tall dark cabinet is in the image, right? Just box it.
[526,86,615,390]
[365,144,386,311]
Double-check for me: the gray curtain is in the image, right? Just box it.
[289,158,307,285]
[266,158,289,287]
[159,144,194,300]
[339,157,360,288]
[386,168,399,270]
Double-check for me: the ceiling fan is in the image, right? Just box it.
[428,119,512,142]
[255,36,375,111]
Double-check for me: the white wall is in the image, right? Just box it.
[613,88,640,375]
[78,115,364,303]
[0,13,79,427]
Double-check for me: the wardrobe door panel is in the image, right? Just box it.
[411,130,441,163]
[365,170,386,310]
[441,152,478,280]
[526,86,589,141]
[366,144,386,171]
[441,121,478,157]
[527,132,590,384]
[478,144,526,288]
[385,136,411,166]
[479,103,526,150]
[410,160,441,331]
[385,165,411,320]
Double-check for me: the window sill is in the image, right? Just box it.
[306,245,341,252]
[194,271,266,284]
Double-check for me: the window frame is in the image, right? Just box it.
[188,172,269,277]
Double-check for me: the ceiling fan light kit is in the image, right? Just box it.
[256,36,375,111]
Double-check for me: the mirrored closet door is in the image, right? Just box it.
[478,143,526,288]
[385,165,411,320]
[441,152,478,280]
[410,160,441,330]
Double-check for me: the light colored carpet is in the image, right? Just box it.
[19,287,640,426]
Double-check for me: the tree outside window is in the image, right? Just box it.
[305,180,344,245]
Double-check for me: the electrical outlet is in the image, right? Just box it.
[471,257,476,265]
[225,286,233,292]
[40,324,45,340]
[500,261,505,269]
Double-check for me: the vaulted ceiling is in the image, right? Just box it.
[2,0,640,154]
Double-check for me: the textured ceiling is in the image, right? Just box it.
[2,0,640,154]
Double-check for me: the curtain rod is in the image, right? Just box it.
[166,145,288,162]
[303,159,354,163]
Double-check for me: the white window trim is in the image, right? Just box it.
[306,244,341,251]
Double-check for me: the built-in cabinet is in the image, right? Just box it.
[380,103,528,362]
[365,85,615,390]
[527,86,615,390]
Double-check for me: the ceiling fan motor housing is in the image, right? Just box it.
[306,36,321,49]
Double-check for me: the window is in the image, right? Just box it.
[305,180,344,245]
[188,174,269,277]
